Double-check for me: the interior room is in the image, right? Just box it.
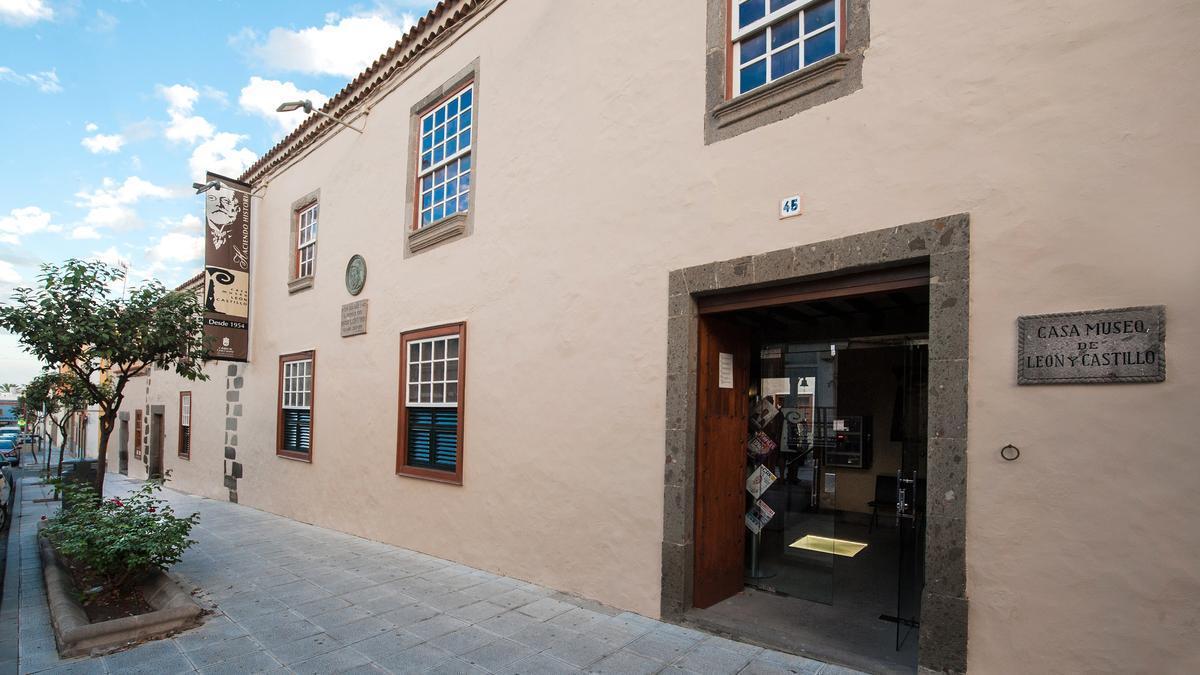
[688,281,930,675]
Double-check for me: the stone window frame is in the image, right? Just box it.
[287,189,320,294]
[704,0,870,144]
[404,59,481,257]
[662,214,970,674]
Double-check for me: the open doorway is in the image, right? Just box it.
[690,280,929,674]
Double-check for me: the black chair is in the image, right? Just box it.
[867,474,898,533]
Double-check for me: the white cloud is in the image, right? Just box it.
[74,176,175,230]
[81,132,125,154]
[85,122,98,132]
[0,205,56,244]
[90,246,129,269]
[189,132,257,182]
[0,0,53,26]
[0,65,62,93]
[69,225,103,240]
[89,9,117,33]
[0,260,20,284]
[159,83,215,143]
[249,12,416,78]
[147,232,203,264]
[239,76,328,134]
[159,213,201,233]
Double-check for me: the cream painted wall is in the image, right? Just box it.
[121,1,1200,671]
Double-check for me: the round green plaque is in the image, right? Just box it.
[345,254,367,296]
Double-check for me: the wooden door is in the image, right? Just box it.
[693,315,751,608]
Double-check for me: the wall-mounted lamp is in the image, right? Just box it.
[276,100,364,134]
[192,179,223,194]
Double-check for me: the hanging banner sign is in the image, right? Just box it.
[202,172,251,361]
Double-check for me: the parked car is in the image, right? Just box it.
[0,438,18,466]
[0,427,21,450]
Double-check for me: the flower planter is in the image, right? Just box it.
[38,525,203,657]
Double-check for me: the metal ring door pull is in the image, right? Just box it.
[1000,444,1020,461]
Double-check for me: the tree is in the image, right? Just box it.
[0,259,208,496]
[19,371,94,476]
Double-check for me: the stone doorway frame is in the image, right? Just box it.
[661,214,970,674]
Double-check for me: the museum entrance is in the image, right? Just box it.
[690,272,929,675]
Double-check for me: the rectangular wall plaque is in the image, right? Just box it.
[340,299,368,338]
[1017,305,1165,384]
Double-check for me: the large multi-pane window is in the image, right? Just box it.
[178,392,191,459]
[416,85,473,228]
[732,0,839,96]
[398,323,465,483]
[296,203,318,278]
[278,351,315,461]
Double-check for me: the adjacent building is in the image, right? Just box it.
[113,1,1200,673]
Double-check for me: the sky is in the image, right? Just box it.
[0,0,437,384]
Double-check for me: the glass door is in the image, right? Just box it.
[750,344,839,605]
[895,343,928,649]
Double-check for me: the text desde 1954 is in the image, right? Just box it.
[1017,306,1165,384]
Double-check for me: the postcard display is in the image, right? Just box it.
[745,384,783,579]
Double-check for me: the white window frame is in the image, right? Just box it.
[181,394,191,428]
[405,335,460,408]
[282,358,313,411]
[731,0,841,96]
[296,203,318,278]
[416,83,474,229]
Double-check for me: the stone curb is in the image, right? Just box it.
[37,526,202,658]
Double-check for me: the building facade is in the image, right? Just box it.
[115,1,1200,673]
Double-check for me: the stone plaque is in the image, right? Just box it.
[345,254,366,296]
[1017,305,1165,384]
[340,299,368,338]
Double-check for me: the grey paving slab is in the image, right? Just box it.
[408,614,471,641]
[346,630,424,663]
[587,649,662,675]
[195,649,284,675]
[541,634,620,668]
[370,643,455,673]
[266,631,346,665]
[426,625,499,655]
[428,657,490,675]
[291,645,374,675]
[184,634,263,669]
[670,642,754,675]
[322,614,399,645]
[496,652,584,675]
[460,637,537,671]
[757,649,826,673]
[625,629,703,662]
[476,610,542,637]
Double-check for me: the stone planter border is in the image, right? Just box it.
[38,527,202,658]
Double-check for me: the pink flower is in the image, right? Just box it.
[148,507,156,513]
[111,498,124,507]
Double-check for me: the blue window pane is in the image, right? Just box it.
[771,15,799,48]
[446,137,457,156]
[422,192,432,208]
[448,98,458,116]
[422,133,433,151]
[447,117,458,135]
[804,28,836,64]
[421,175,432,191]
[434,127,444,144]
[738,0,765,28]
[460,109,472,129]
[421,153,432,171]
[739,32,767,64]
[434,186,445,202]
[446,162,458,179]
[433,146,444,164]
[435,107,445,125]
[458,193,469,212]
[461,154,471,171]
[433,204,444,221]
[739,60,767,93]
[460,171,470,190]
[772,44,800,78]
[422,116,433,133]
[459,129,471,148]
[446,178,457,195]
[804,0,835,33]
[445,199,458,216]
[461,88,472,109]
[770,0,797,11]
[435,167,446,183]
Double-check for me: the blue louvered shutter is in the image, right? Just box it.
[283,409,312,454]
[406,407,457,471]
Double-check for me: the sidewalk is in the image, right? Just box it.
[6,475,863,675]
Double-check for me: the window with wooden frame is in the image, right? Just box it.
[178,392,192,459]
[277,351,315,461]
[731,0,840,96]
[397,323,465,484]
[415,84,473,230]
[296,202,318,279]
[134,408,143,459]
